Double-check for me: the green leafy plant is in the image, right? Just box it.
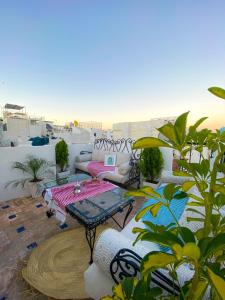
[140,147,164,183]
[5,155,55,188]
[55,139,69,172]
[103,88,225,299]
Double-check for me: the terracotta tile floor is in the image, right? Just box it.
[0,194,144,300]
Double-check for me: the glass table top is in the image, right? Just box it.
[43,173,91,189]
[66,187,134,226]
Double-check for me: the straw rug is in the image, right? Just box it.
[22,225,109,299]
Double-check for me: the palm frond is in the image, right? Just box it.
[5,178,33,189]
[12,162,30,174]
[6,155,56,189]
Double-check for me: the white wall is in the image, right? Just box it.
[68,143,92,173]
[0,145,55,202]
[0,143,92,202]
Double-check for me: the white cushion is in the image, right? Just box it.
[115,152,131,166]
[161,170,192,184]
[76,153,92,162]
[92,150,109,162]
[93,229,151,278]
[84,263,113,300]
[160,147,173,172]
[75,161,89,172]
[102,172,129,184]
[92,149,101,161]
[118,162,132,175]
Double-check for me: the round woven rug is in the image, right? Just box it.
[22,225,107,299]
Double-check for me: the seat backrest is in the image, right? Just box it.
[160,147,173,173]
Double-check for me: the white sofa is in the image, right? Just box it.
[75,149,134,185]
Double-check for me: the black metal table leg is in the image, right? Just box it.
[111,202,134,229]
[122,202,133,228]
[46,209,54,218]
[85,227,97,264]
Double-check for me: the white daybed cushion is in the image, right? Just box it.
[93,228,152,279]
[92,150,109,162]
[118,161,132,175]
[76,153,92,162]
[84,263,113,300]
[75,161,90,173]
[102,171,129,184]
[115,152,131,166]
[161,170,192,184]
[75,161,128,184]
[92,150,131,166]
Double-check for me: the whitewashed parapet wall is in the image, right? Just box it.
[0,143,92,202]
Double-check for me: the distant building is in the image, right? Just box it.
[112,117,176,140]
[78,121,102,130]
[0,103,52,145]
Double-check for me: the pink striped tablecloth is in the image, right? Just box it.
[51,179,116,210]
[87,161,115,177]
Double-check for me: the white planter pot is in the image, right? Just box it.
[26,181,43,198]
[142,181,160,190]
[57,170,70,179]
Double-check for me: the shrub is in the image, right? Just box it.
[140,147,163,182]
[55,139,69,172]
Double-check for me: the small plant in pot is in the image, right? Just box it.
[140,147,164,188]
[55,139,70,179]
[6,156,55,198]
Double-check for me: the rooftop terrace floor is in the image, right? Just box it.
[0,194,144,300]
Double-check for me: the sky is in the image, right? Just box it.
[0,0,225,129]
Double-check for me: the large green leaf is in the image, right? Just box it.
[173,170,191,177]
[135,230,184,247]
[178,227,196,243]
[157,123,177,145]
[141,252,177,275]
[174,111,189,145]
[182,243,201,261]
[188,117,208,136]
[207,267,225,300]
[148,202,163,217]
[213,184,225,196]
[141,186,161,197]
[198,237,213,256]
[125,186,160,198]
[182,181,196,192]
[208,86,225,100]
[135,206,152,221]
[204,233,225,258]
[163,183,177,200]
[186,208,205,217]
[133,137,170,149]
[192,279,208,300]
[188,193,204,203]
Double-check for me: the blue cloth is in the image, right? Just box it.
[142,186,188,225]
[29,136,49,146]
[141,186,188,252]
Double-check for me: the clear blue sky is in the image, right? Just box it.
[0,0,225,129]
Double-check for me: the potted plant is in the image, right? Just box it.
[140,147,164,188]
[55,139,70,179]
[6,156,55,198]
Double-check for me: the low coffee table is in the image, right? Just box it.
[66,187,134,264]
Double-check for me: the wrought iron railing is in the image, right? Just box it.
[110,248,180,296]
